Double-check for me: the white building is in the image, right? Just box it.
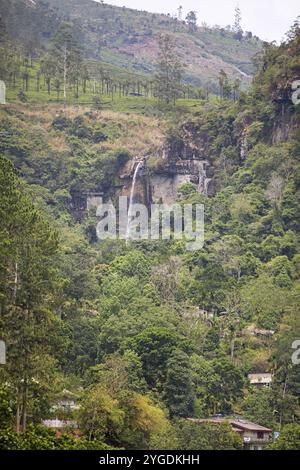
[248,373,273,388]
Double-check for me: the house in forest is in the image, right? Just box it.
[42,419,77,429]
[230,419,272,450]
[42,390,80,430]
[189,417,273,450]
[53,389,80,412]
[248,373,273,388]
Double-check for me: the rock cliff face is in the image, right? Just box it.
[151,155,215,203]
[272,107,298,144]
[118,122,216,206]
[71,120,216,216]
[271,80,299,144]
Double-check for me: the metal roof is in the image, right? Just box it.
[230,420,272,432]
[188,417,272,433]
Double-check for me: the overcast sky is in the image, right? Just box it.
[101,0,299,42]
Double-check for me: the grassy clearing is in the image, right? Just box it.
[6,84,202,117]
[1,102,166,158]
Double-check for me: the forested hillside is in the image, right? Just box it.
[0,0,261,91]
[0,3,300,452]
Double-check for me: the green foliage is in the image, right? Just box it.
[0,425,115,450]
[79,385,124,442]
[0,13,299,451]
[242,388,276,429]
[269,424,300,450]
[0,0,261,93]
[164,350,195,417]
[127,327,191,389]
[177,182,198,197]
[78,383,173,449]
[177,420,243,450]
[0,384,13,427]
[154,34,183,105]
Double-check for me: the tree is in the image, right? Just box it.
[78,385,124,442]
[92,95,102,115]
[209,358,244,414]
[271,299,300,427]
[233,5,243,40]
[219,289,245,360]
[127,327,191,389]
[0,15,7,44]
[86,351,146,394]
[0,384,13,428]
[232,78,241,101]
[154,34,183,105]
[40,53,56,95]
[164,350,195,417]
[240,274,289,329]
[190,355,219,416]
[269,424,300,450]
[177,420,243,450]
[190,355,244,415]
[48,23,83,107]
[218,69,232,99]
[119,393,171,449]
[177,6,183,22]
[81,63,89,94]
[186,11,197,32]
[17,89,27,103]
[242,388,276,429]
[0,156,61,432]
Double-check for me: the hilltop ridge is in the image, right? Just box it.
[0,0,262,91]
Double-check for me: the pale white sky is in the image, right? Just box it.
[98,0,300,42]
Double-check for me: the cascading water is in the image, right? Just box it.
[204,178,212,196]
[126,161,143,241]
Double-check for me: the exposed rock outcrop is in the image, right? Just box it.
[119,132,216,206]
[271,79,299,144]
[119,150,215,207]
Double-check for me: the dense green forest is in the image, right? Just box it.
[0,2,300,451]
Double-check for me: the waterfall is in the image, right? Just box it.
[240,129,248,160]
[198,162,206,193]
[204,178,212,196]
[126,161,143,240]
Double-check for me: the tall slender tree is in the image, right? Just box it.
[48,23,83,107]
[186,11,197,32]
[154,34,183,105]
[233,5,243,40]
[0,156,60,432]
